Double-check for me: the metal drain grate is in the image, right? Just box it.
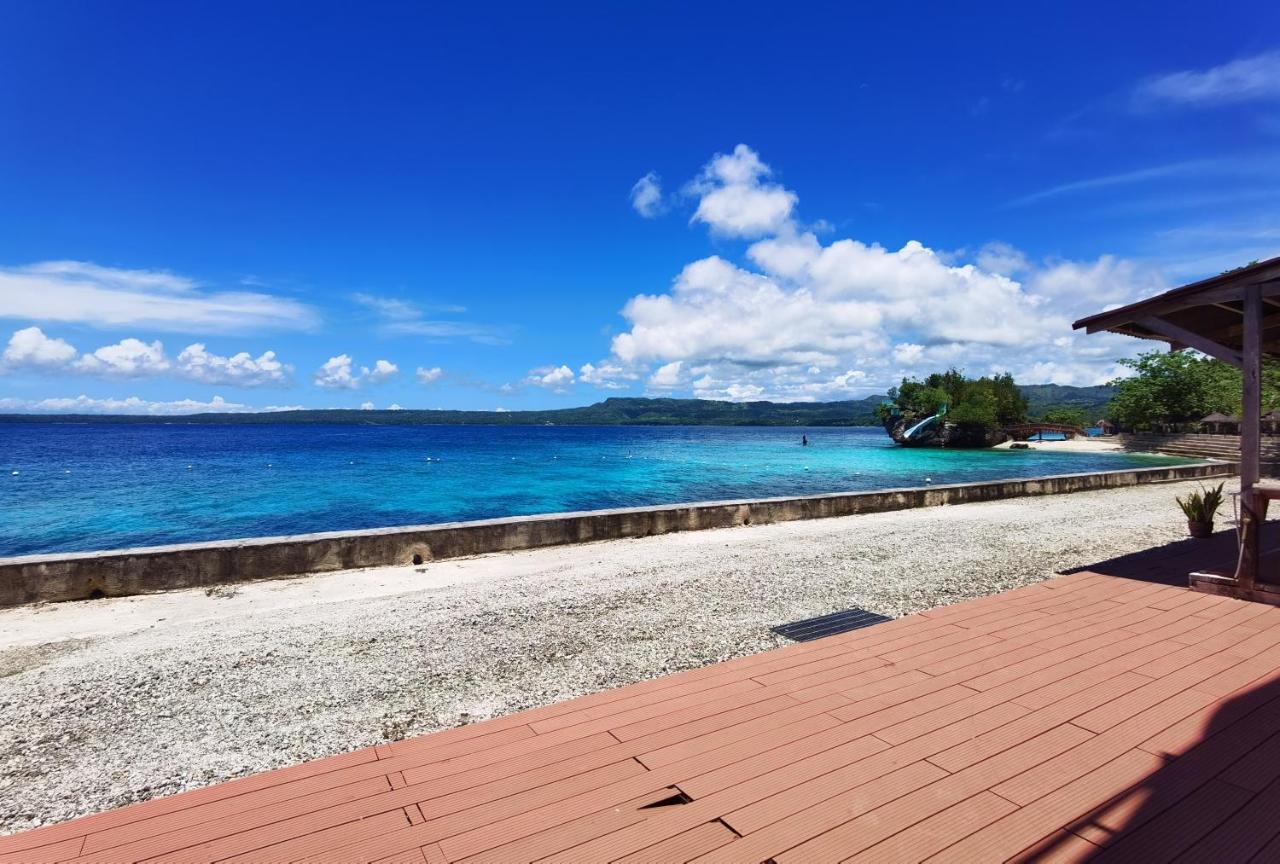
[771,607,893,642]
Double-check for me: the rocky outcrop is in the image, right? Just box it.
[883,415,1009,449]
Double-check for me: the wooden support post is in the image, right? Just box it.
[1238,286,1264,589]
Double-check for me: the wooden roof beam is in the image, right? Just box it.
[1209,298,1280,313]
[1135,315,1243,367]
[1076,260,1280,334]
[1083,280,1280,332]
[1200,310,1280,344]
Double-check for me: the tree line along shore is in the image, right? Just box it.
[3,350,1259,431]
[0,385,1113,428]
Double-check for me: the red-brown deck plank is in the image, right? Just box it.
[1173,774,1280,862]
[1082,778,1254,862]
[1073,704,1280,846]
[12,564,1280,862]
[839,791,1018,863]
[610,820,738,864]
[759,723,1094,863]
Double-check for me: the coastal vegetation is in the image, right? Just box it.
[1020,384,1114,422]
[1039,406,1090,428]
[1105,349,1280,429]
[0,397,889,427]
[876,370,1030,447]
[0,389,1115,427]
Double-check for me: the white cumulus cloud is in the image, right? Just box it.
[524,364,575,392]
[364,359,399,383]
[893,343,925,365]
[1,328,294,387]
[175,343,292,386]
[314,355,400,389]
[975,242,1030,276]
[415,366,443,384]
[1,327,77,369]
[73,338,170,376]
[648,361,685,390]
[596,144,1169,401]
[630,172,664,218]
[689,144,798,238]
[314,355,359,389]
[578,361,638,390]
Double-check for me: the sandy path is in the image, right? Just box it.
[0,477,1235,834]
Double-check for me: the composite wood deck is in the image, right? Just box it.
[7,536,1280,862]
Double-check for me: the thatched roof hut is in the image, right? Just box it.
[1200,412,1240,433]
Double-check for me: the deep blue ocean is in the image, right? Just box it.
[0,423,1190,558]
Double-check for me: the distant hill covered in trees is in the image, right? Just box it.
[0,387,1116,427]
[1019,384,1115,420]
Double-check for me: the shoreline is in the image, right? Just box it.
[992,435,1124,452]
[0,476,1240,833]
[0,461,1226,607]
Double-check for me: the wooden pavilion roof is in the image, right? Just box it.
[1073,255,1280,363]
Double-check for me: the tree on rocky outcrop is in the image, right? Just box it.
[878,368,1028,448]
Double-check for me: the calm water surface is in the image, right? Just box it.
[0,423,1190,557]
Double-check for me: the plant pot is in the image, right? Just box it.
[1187,520,1214,539]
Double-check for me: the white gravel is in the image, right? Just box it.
[0,478,1235,834]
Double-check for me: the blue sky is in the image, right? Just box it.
[1,1,1278,413]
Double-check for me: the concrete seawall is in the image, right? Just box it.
[0,461,1235,608]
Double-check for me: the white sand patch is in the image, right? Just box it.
[992,436,1125,453]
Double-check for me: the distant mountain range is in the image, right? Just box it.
[0,386,1116,426]
[1018,384,1115,421]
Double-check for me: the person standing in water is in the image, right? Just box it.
[801,434,809,446]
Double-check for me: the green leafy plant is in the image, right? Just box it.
[1176,482,1225,523]
[1106,348,1280,430]
[1040,406,1088,428]
[875,369,1027,429]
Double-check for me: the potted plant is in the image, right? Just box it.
[1177,482,1225,538]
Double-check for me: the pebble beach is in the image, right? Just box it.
[0,474,1234,834]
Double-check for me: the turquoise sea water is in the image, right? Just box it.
[0,423,1191,557]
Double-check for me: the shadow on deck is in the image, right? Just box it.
[1020,661,1280,862]
[1062,528,1280,588]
